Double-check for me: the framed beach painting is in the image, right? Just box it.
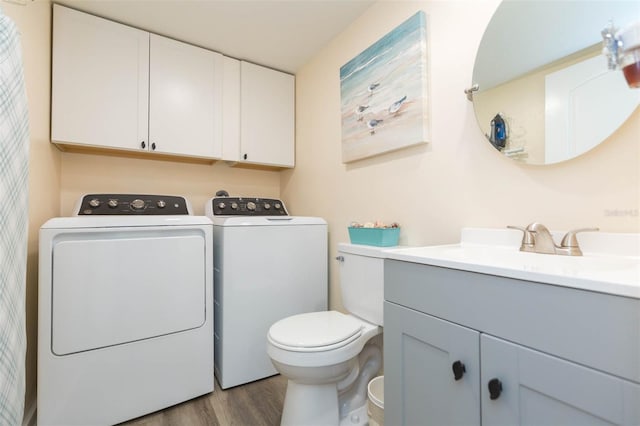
[340,11,429,163]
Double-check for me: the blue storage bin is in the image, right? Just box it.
[348,227,400,247]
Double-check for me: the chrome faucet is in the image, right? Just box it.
[507,223,599,256]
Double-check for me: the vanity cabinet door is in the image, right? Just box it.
[51,4,149,151]
[481,334,640,426]
[385,302,481,426]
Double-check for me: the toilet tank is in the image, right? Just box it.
[337,243,388,326]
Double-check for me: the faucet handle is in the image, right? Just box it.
[507,225,535,251]
[560,228,600,248]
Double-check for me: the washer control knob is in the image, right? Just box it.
[274,203,282,210]
[108,199,119,208]
[264,203,271,210]
[130,199,145,210]
[218,202,226,210]
[156,200,166,208]
[231,202,238,210]
[89,198,101,208]
[247,201,256,211]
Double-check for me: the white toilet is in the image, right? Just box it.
[267,243,387,426]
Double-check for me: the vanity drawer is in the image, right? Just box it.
[385,259,640,383]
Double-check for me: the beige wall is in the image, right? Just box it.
[59,154,281,216]
[283,0,640,310]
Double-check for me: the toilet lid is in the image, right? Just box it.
[268,311,363,351]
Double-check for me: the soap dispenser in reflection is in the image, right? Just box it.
[489,113,507,151]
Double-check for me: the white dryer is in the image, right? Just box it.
[38,194,213,425]
[205,193,327,389]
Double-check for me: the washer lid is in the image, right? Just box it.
[268,311,362,350]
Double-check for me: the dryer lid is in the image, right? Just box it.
[268,311,362,350]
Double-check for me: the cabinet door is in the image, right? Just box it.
[481,334,640,425]
[51,5,149,151]
[149,34,223,159]
[384,302,481,426]
[240,61,295,167]
[221,56,241,162]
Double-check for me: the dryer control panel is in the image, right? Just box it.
[77,194,191,215]
[211,197,288,216]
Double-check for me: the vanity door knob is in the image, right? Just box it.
[488,378,503,400]
[452,361,466,381]
[335,255,344,262]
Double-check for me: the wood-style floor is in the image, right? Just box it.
[121,375,288,426]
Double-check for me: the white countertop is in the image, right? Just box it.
[385,228,640,299]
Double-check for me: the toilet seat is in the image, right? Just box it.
[268,311,363,352]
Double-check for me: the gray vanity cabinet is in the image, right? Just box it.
[384,302,480,425]
[481,335,640,425]
[384,259,640,426]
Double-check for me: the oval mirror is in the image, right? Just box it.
[472,0,640,165]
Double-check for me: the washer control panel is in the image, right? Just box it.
[212,197,288,216]
[77,194,190,215]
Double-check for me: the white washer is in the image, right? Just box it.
[38,194,214,425]
[205,194,327,389]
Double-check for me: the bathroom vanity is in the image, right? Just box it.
[383,229,640,425]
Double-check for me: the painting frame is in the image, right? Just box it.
[340,11,429,163]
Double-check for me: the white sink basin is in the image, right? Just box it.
[386,228,640,298]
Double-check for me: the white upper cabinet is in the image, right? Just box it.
[221,56,241,162]
[51,4,149,151]
[51,5,223,161]
[238,61,295,168]
[149,34,223,159]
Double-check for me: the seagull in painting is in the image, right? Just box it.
[355,104,369,121]
[367,83,380,96]
[388,95,407,114]
[367,119,383,135]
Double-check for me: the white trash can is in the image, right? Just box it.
[367,376,384,426]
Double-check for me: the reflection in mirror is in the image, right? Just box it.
[472,0,640,165]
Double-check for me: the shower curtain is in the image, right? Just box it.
[0,7,29,425]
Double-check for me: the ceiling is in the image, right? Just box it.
[54,0,375,74]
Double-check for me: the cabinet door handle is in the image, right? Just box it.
[488,378,503,400]
[243,153,248,160]
[151,142,156,151]
[141,141,146,149]
[452,361,466,381]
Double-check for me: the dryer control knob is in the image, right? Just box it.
[274,203,282,210]
[108,199,119,208]
[264,203,271,210]
[89,198,101,208]
[130,199,145,210]
[218,202,226,210]
[157,200,166,208]
[247,201,256,211]
[231,202,238,210]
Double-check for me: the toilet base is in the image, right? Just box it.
[340,403,369,426]
[280,380,370,426]
[281,381,339,426]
